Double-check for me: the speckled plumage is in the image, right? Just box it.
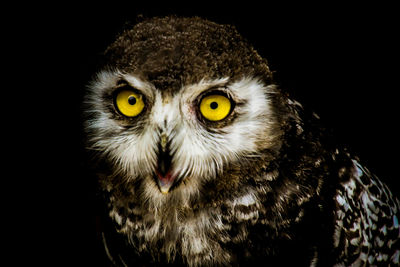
[84,17,399,266]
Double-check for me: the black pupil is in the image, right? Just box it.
[128,96,137,105]
[210,102,218,109]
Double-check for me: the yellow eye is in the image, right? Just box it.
[199,94,232,121]
[115,90,145,117]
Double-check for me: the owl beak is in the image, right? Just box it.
[156,133,175,194]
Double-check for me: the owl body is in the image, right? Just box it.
[85,17,399,266]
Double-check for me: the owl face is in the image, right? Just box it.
[85,17,281,207]
[86,71,276,195]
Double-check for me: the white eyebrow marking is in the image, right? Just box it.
[181,77,230,100]
[122,73,155,98]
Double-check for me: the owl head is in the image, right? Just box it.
[85,16,285,209]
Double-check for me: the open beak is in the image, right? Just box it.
[156,170,176,194]
[156,133,176,194]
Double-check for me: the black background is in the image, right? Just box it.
[8,2,399,265]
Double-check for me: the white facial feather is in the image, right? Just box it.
[86,70,277,263]
[85,70,275,202]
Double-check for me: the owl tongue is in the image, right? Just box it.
[156,170,175,194]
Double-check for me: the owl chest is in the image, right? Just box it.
[124,206,254,259]
[108,190,263,264]
[119,206,231,262]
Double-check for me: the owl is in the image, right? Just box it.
[84,16,400,266]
